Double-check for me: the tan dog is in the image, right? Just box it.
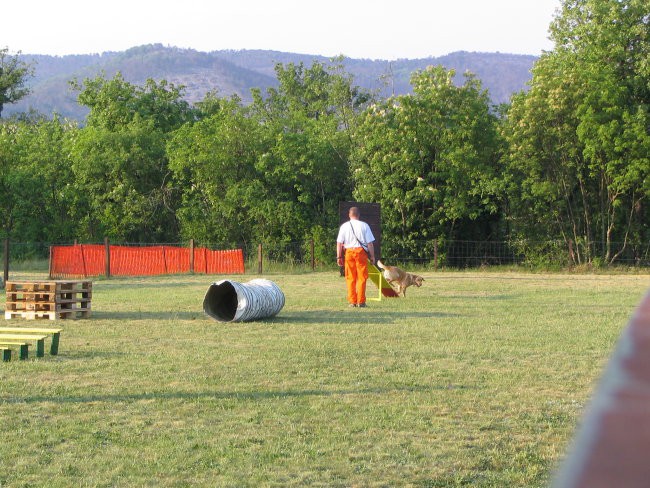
[376,260,424,297]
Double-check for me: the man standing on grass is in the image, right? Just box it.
[336,206,376,308]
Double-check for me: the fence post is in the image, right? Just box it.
[105,237,111,278]
[162,246,168,274]
[48,246,53,279]
[311,239,315,271]
[2,238,8,286]
[80,244,88,278]
[189,239,195,274]
[258,243,263,274]
[433,239,438,271]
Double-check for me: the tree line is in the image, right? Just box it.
[1,0,649,266]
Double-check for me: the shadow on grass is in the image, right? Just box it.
[82,309,462,323]
[56,350,132,359]
[93,277,245,290]
[88,311,203,321]
[93,280,201,289]
[439,293,517,301]
[275,310,464,324]
[2,383,472,405]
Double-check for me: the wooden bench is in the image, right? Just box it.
[0,347,11,362]
[0,334,47,357]
[0,341,29,360]
[0,327,62,355]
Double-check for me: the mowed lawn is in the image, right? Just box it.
[1,271,649,487]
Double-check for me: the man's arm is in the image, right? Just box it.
[337,242,344,266]
[367,242,375,264]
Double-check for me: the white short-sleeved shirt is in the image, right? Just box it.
[337,219,375,249]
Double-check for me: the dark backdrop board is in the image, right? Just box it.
[339,202,382,260]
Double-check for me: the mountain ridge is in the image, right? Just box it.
[6,44,537,120]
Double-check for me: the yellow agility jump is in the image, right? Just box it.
[366,263,399,301]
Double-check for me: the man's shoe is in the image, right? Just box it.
[358,303,367,308]
[349,303,357,308]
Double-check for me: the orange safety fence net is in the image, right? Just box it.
[194,248,246,275]
[50,244,244,278]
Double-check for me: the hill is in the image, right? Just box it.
[5,44,537,120]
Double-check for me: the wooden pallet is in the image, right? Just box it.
[5,301,91,312]
[4,309,90,320]
[5,280,92,320]
[5,280,92,298]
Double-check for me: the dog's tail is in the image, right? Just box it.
[376,260,385,270]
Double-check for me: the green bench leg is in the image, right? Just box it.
[36,339,45,358]
[2,349,11,362]
[50,332,60,355]
[18,344,29,360]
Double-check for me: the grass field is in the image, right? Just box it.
[1,270,649,487]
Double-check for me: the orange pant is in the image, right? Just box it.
[344,247,368,305]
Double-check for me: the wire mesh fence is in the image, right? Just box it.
[2,238,650,283]
[240,238,650,270]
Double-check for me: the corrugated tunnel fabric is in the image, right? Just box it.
[203,279,285,322]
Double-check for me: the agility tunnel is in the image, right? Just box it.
[203,279,285,322]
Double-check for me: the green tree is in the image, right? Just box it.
[250,61,370,246]
[351,66,504,260]
[503,51,588,257]
[167,96,262,246]
[67,117,174,241]
[0,117,78,242]
[0,48,33,118]
[72,72,196,132]
[505,0,650,264]
[169,60,368,260]
[68,73,194,241]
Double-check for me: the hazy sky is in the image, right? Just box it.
[6,0,561,59]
